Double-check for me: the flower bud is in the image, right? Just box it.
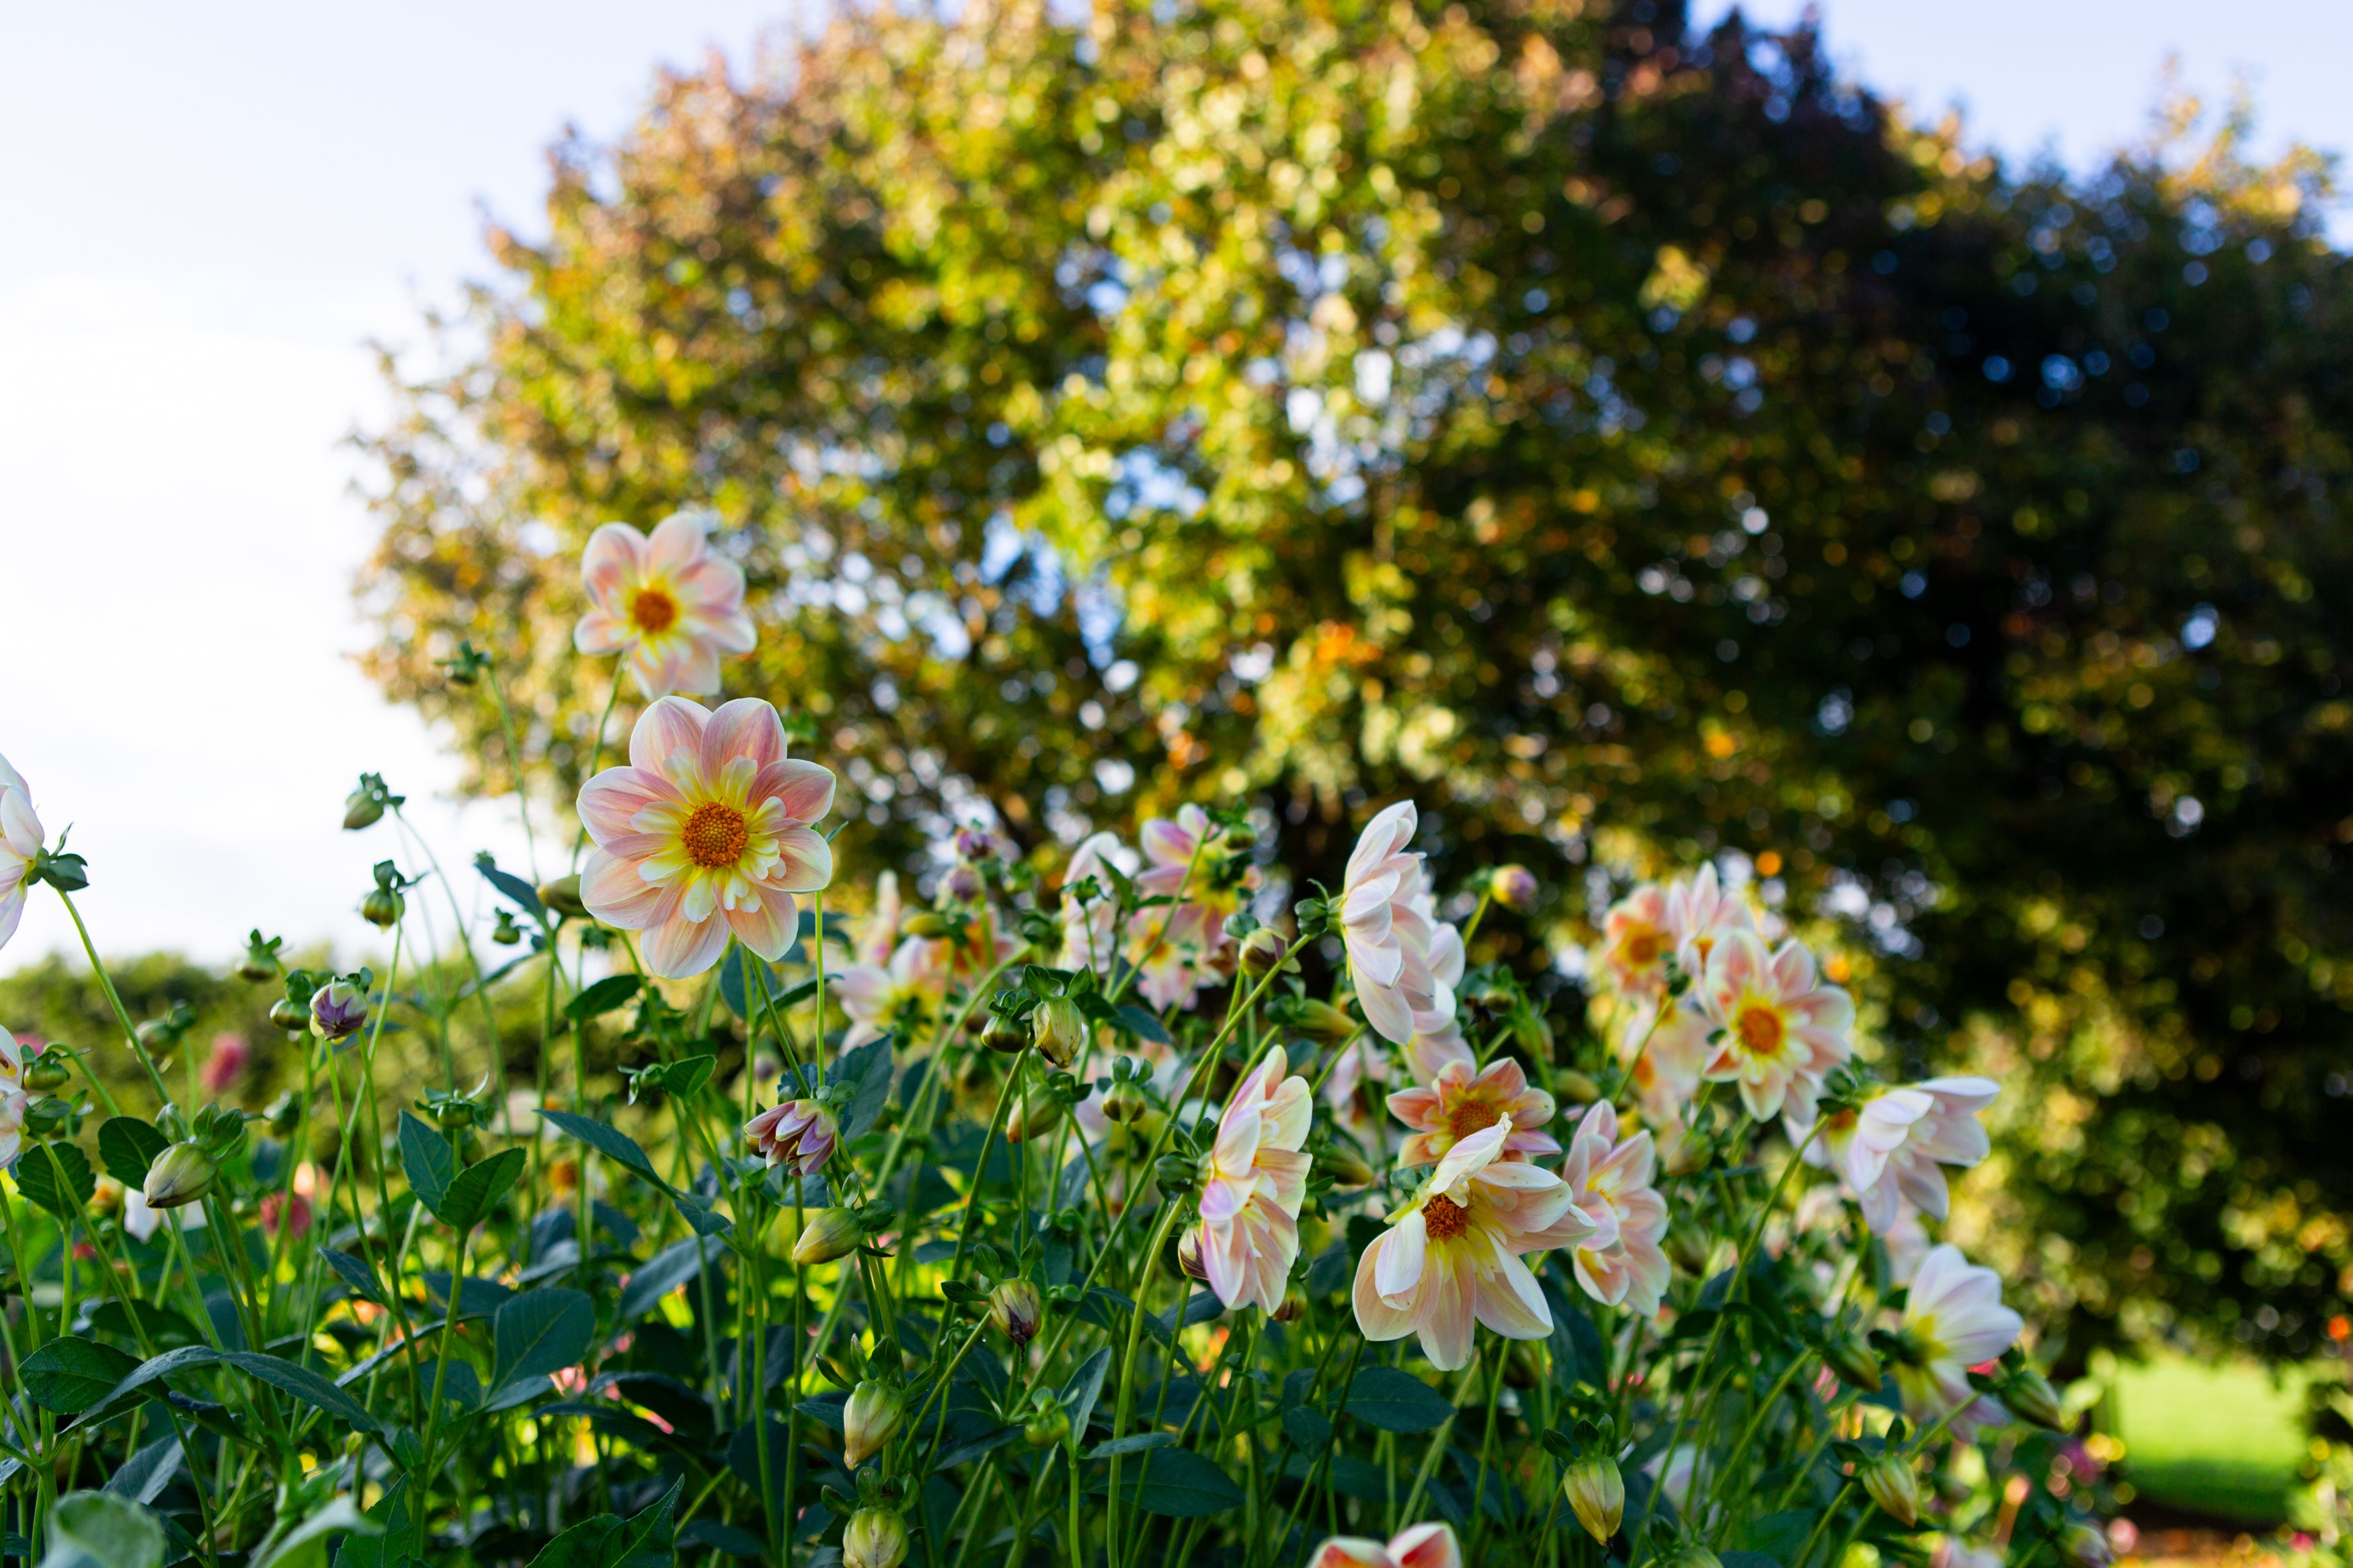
[1238,927,1287,977]
[1562,1454,1624,1544]
[1289,998,1359,1046]
[310,979,368,1042]
[953,826,994,862]
[990,1280,1043,1348]
[1665,1221,1713,1276]
[942,864,984,903]
[843,1380,904,1469]
[1821,1328,1883,1394]
[490,909,524,946]
[842,1508,910,1568]
[1031,997,1085,1069]
[537,875,588,918]
[1006,1092,1063,1143]
[269,997,310,1033]
[1101,1080,1148,1124]
[22,1052,71,1094]
[983,1016,1029,1055]
[1490,864,1539,911]
[342,788,384,831]
[266,1091,303,1137]
[1316,1141,1374,1188]
[1154,1153,1199,1196]
[237,932,280,983]
[1551,1070,1602,1106]
[143,1142,216,1210]
[2059,1522,2113,1568]
[745,1100,839,1176]
[1662,1544,1723,1568]
[791,1208,863,1266]
[1023,1404,1070,1448]
[1176,1227,1209,1280]
[1271,1290,1305,1323]
[1861,1452,1919,1527]
[900,911,950,940]
[2004,1365,2065,1432]
[361,885,404,930]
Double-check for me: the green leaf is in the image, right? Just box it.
[1344,1366,1455,1433]
[249,1497,382,1568]
[1089,1446,1243,1518]
[616,1237,718,1321]
[830,1038,894,1139]
[1543,1279,1609,1391]
[1281,1405,1332,1454]
[433,1147,526,1231]
[87,1300,204,1349]
[538,1110,669,1190]
[22,1337,140,1414]
[17,1143,96,1218]
[522,1479,680,1568]
[672,1194,733,1237]
[100,1434,183,1507]
[475,858,545,921]
[492,1288,596,1392]
[319,1248,385,1305]
[1086,1432,1175,1459]
[397,1110,454,1215]
[1060,1347,1111,1448]
[96,1118,171,1186]
[565,974,641,1024]
[40,1490,165,1568]
[1114,1004,1171,1044]
[223,1352,384,1435]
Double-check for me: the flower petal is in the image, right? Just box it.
[704,698,788,775]
[630,696,711,774]
[641,910,731,979]
[756,759,838,824]
[581,522,649,604]
[728,890,798,961]
[766,824,835,893]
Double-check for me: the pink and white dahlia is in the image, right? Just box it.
[1388,1058,1560,1169]
[1893,1244,2023,1439]
[833,938,950,1048]
[1792,1077,1998,1235]
[1128,807,1260,1012]
[1696,931,1854,1122]
[1352,1118,1595,1370]
[578,697,836,978]
[1338,802,1455,1043]
[1665,864,1755,975]
[0,754,44,954]
[1541,1101,1669,1317]
[573,513,757,698]
[1057,831,1130,978]
[0,1034,28,1168]
[1597,882,1673,1000]
[1194,1046,1314,1313]
[1308,1524,1461,1568]
[744,1098,838,1176]
[1623,997,1713,1147]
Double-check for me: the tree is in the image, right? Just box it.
[357,0,2353,1360]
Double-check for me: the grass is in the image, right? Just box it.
[2110,1356,2315,1525]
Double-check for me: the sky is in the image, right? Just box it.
[0,0,2346,970]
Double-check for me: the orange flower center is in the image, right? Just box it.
[1423,1193,1470,1241]
[1735,1003,1786,1057]
[1447,1100,1503,1140]
[1624,930,1663,966]
[631,587,680,634]
[682,802,750,869]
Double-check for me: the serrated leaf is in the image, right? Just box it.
[538,1111,668,1190]
[1345,1366,1455,1433]
[491,1288,596,1392]
[397,1111,454,1216]
[434,1147,526,1231]
[96,1118,171,1186]
[22,1337,140,1414]
[564,975,641,1024]
[17,1143,95,1218]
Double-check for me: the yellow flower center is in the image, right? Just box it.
[1736,1003,1786,1057]
[682,802,751,869]
[1423,1193,1470,1241]
[1624,929,1663,966]
[631,587,680,634]
[1447,1101,1503,1140]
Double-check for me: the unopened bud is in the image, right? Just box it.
[1238,927,1287,978]
[1665,1221,1712,1276]
[842,1508,910,1568]
[843,1380,904,1469]
[1101,1080,1148,1124]
[1821,1328,1883,1394]
[1176,1227,1208,1280]
[1861,1452,1920,1528]
[361,886,404,930]
[1006,1092,1064,1143]
[2005,1365,2065,1431]
[143,1142,217,1210]
[1490,864,1539,911]
[983,1016,1029,1055]
[22,1053,71,1094]
[2059,1522,2113,1568]
[537,876,587,918]
[1552,1070,1601,1105]
[901,912,950,940]
[990,1280,1043,1348]
[942,864,984,903]
[310,979,369,1042]
[266,1091,303,1137]
[1563,1454,1624,1544]
[342,788,385,831]
[237,932,280,983]
[1289,998,1358,1046]
[490,909,523,946]
[953,826,994,862]
[1154,1153,1199,1196]
[268,997,310,1033]
[791,1208,863,1266]
[1316,1141,1374,1188]
[1271,1290,1305,1323]
[1024,1404,1070,1448]
[1031,997,1085,1069]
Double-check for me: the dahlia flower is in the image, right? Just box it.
[0,1034,28,1169]
[1696,931,1854,1122]
[1352,1118,1594,1370]
[834,939,949,1048]
[1542,1101,1669,1317]
[1388,1057,1560,1168]
[1792,1076,1998,1234]
[1892,1243,2022,1439]
[0,753,44,954]
[1622,997,1712,1147]
[1597,882,1673,999]
[573,513,756,698]
[1308,1523,1460,1568]
[744,1097,838,1176]
[1194,1046,1314,1313]
[1665,863,1755,975]
[1338,802,1455,1043]
[1129,806,1259,1011]
[578,697,836,979]
[1057,831,1130,977]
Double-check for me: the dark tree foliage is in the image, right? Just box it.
[356,0,2353,1360]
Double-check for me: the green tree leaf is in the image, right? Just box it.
[537,1110,668,1190]
[563,974,641,1024]
[433,1147,526,1231]
[17,1143,95,1218]
[1089,1446,1244,1518]
[39,1490,165,1568]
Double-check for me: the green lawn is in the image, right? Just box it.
[2110,1357,2313,1525]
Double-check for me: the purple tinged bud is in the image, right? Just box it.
[744,1099,838,1176]
[942,864,984,902]
[310,979,368,1042]
[1490,864,1540,910]
[842,1509,909,1568]
[990,1280,1042,1348]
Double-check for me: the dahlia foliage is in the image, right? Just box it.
[0,516,2107,1568]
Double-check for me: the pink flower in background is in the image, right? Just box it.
[0,753,46,955]
[1665,864,1754,975]
[201,1033,249,1096]
[573,513,756,698]
[1127,806,1261,1010]
[1622,997,1712,1147]
[1308,1523,1461,1568]
[1389,1058,1560,1168]
[1194,1046,1313,1313]
[1339,802,1455,1043]
[1792,1076,1998,1234]
[1353,1118,1594,1370]
[744,1098,838,1176]
[1542,1101,1667,1317]
[1597,882,1673,999]
[1894,1244,2023,1439]
[1696,931,1853,1122]
[1058,831,1131,977]
[260,1190,313,1239]
[578,697,835,978]
[832,876,952,1047]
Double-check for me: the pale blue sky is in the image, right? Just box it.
[0,0,2344,964]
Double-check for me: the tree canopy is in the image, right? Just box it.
[358,0,2353,1361]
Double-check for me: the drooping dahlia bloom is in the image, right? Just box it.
[579,698,836,979]
[1597,882,1673,1000]
[1892,1243,2022,1438]
[1194,1046,1314,1313]
[0,753,44,954]
[1696,931,1854,1122]
[1389,1058,1560,1168]
[744,1098,838,1176]
[1353,1118,1595,1370]
[1665,863,1755,975]
[1791,1076,1998,1234]
[0,1034,28,1168]
[1539,1101,1669,1317]
[573,512,757,698]
[1308,1523,1461,1568]
[1338,802,1455,1043]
